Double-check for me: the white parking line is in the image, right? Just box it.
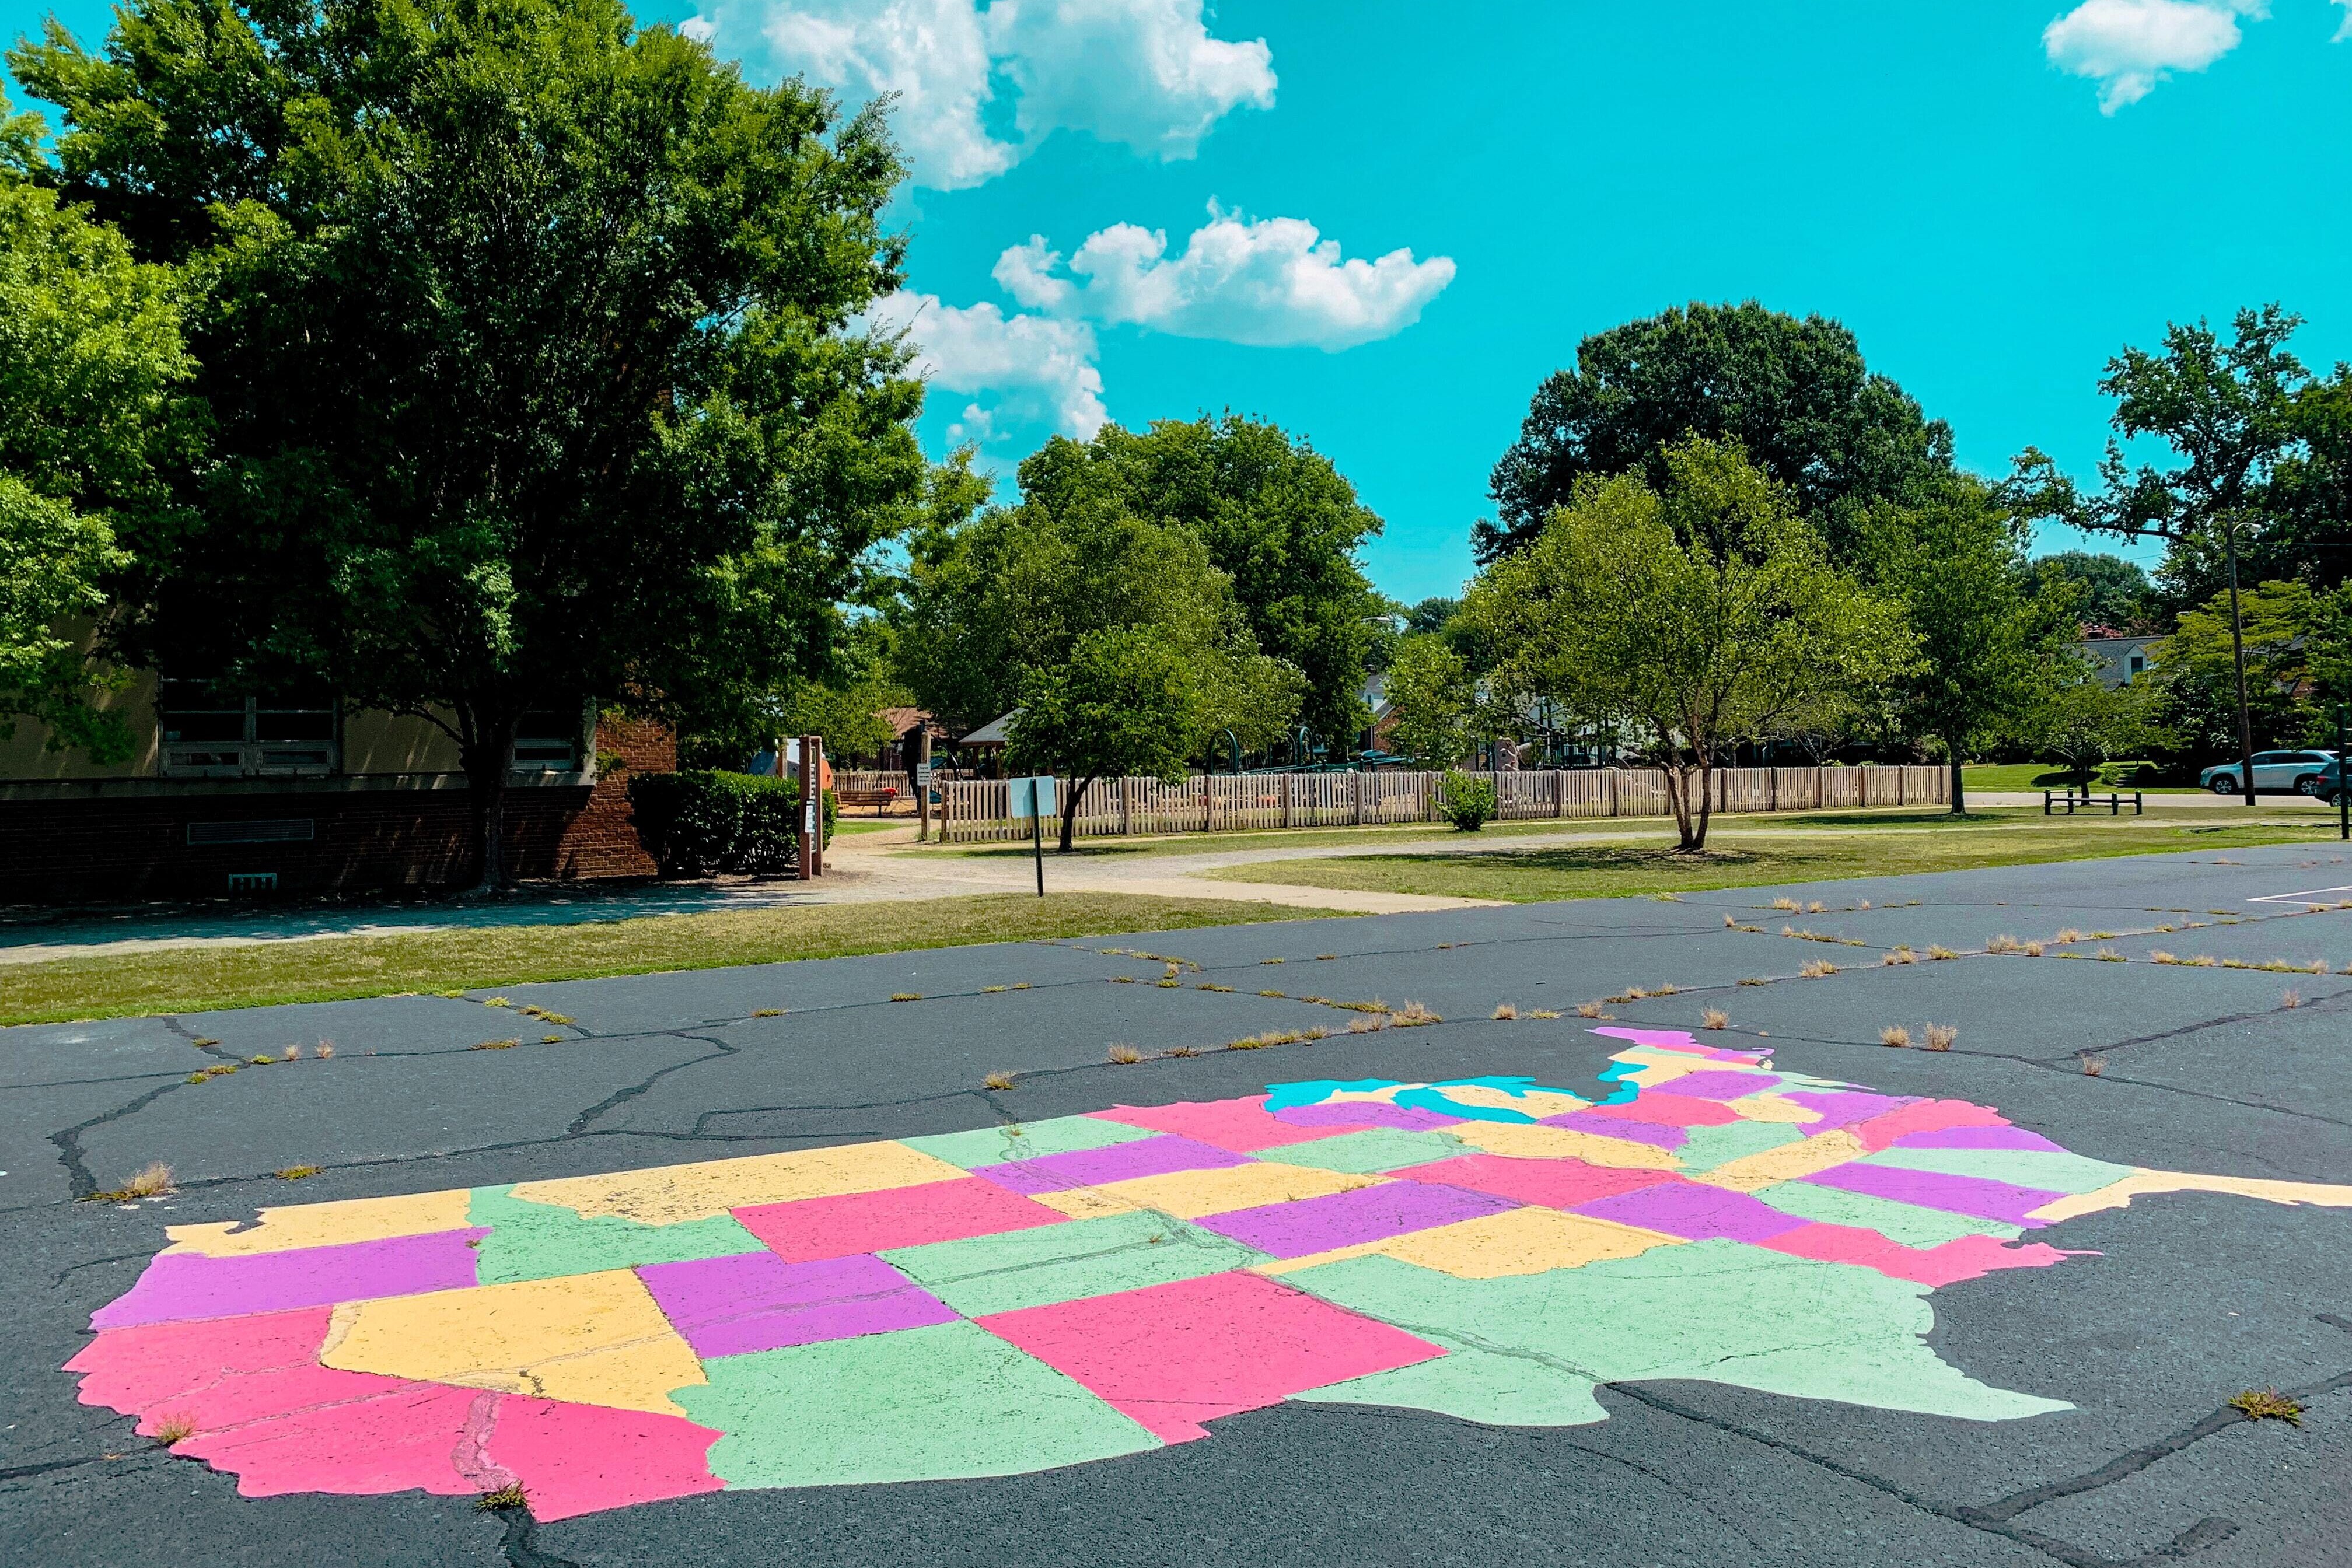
[2248,885,2352,906]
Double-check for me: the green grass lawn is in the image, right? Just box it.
[1205,810,2342,904]
[0,892,1348,1027]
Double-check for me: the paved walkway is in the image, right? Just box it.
[6,794,2337,965]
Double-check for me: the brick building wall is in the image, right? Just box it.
[0,714,676,905]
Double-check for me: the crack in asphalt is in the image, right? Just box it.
[47,1079,191,1200]
[565,1032,739,1138]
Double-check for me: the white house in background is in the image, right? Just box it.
[2082,635,2161,689]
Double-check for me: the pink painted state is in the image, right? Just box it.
[1894,1126,2064,1152]
[733,1176,1064,1263]
[184,1382,488,1499]
[1850,1099,2014,1152]
[980,1135,1251,1195]
[1656,1070,1784,1101]
[1761,1223,2073,1287]
[68,1307,414,1437]
[637,1251,954,1357]
[1778,1091,1919,1133]
[482,1395,725,1520]
[1575,1093,1740,1129]
[1804,1163,2065,1226]
[1400,1154,1679,1210]
[89,1230,485,1329]
[1091,1097,1338,1153]
[1536,1111,1686,1149]
[1589,1027,1766,1064]
[976,1270,1444,1442]
[1575,1178,1809,1243]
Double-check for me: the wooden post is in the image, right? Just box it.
[1607,768,1620,818]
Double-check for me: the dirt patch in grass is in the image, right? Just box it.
[0,893,1351,1026]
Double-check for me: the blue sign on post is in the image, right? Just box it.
[1008,776,1056,895]
[1008,775,1056,819]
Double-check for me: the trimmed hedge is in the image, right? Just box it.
[1440,769,1497,832]
[627,771,838,878]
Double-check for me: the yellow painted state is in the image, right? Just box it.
[1697,1129,1869,1192]
[2030,1168,2352,1224]
[1034,1161,1386,1222]
[322,1270,704,1416]
[510,1141,967,1224]
[1346,1207,1687,1279]
[1450,1121,1682,1170]
[163,1189,477,1257]
[1609,1049,1709,1088]
[1435,1085,1591,1119]
[1725,1094,1822,1125]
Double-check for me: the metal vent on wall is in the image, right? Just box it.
[187,819,316,847]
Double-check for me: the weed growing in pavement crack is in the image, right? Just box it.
[274,1165,320,1180]
[1880,1026,1911,1048]
[1107,1044,1143,1064]
[1390,1001,1440,1027]
[889,993,922,1002]
[1737,978,1769,987]
[84,1162,174,1202]
[983,1072,1016,1091]
[2080,1054,2108,1077]
[2282,991,2302,1009]
[1924,1024,1958,1051]
[1701,1009,1730,1030]
[1259,989,1287,998]
[2230,1389,2302,1424]
[1927,946,1958,960]
[1491,1003,1519,1020]
[476,1483,529,1511]
[472,1040,520,1051]
[753,1007,785,1014]
[1799,959,1837,978]
[152,1413,197,1446]
[1883,947,1917,965]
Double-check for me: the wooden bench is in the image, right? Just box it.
[837,786,900,815]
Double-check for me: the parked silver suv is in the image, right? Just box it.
[2200,750,2339,795]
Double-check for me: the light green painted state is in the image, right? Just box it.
[1752,1180,2025,1248]
[466,1185,764,1285]
[679,1320,1159,1486]
[903,1114,1159,1170]
[1862,1147,2136,1195]
[1674,1121,1803,1170]
[1295,1338,1609,1426]
[882,1209,1261,1317]
[1270,1128,1466,1175]
[1281,1243,2070,1423]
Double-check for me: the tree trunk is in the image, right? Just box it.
[1058,776,1091,853]
[460,712,519,897]
[1949,750,1966,816]
[1687,761,1714,850]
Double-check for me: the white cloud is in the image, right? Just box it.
[2337,0,2352,40]
[682,0,1273,190]
[986,0,1275,160]
[2043,0,2266,111]
[868,290,1107,439]
[990,204,1457,351]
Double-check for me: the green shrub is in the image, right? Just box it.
[1441,770,1497,832]
[627,771,837,878]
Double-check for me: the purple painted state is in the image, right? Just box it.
[1894,1126,2065,1152]
[1574,1180,1808,1243]
[1659,1070,1783,1101]
[1804,1164,2066,1226]
[1781,1091,1920,1134]
[88,1230,487,1329]
[1537,1111,1688,1149]
[1588,1027,1766,1065]
[1272,1102,1463,1133]
[980,1135,1250,1195]
[1198,1181,1515,1259]
[637,1251,954,1358]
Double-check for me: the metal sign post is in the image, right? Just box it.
[913,729,933,843]
[2337,704,2348,844]
[1010,776,1055,895]
[797,733,825,880]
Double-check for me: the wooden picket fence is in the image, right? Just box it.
[935,765,1948,842]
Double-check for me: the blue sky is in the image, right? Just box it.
[11,1,2351,602]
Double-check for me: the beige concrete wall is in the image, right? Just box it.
[0,666,163,780]
[342,708,465,775]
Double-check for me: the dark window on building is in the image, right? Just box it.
[513,708,581,771]
[159,680,337,776]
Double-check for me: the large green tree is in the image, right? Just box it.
[0,88,195,761]
[2025,550,2151,631]
[894,484,1301,847]
[1463,438,1910,849]
[2012,307,2313,805]
[1864,481,2078,813]
[1480,301,1955,564]
[1008,416,1385,744]
[16,0,931,887]
[1380,634,1475,766]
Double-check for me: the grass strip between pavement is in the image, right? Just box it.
[1205,812,2347,904]
[0,893,1350,1027]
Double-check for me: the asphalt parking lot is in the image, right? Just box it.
[6,841,2351,1568]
